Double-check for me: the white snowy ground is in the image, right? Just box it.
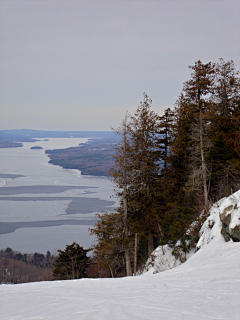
[0,234,239,320]
[1,191,240,320]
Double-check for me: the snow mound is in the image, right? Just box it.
[141,244,182,275]
[143,189,240,275]
[142,243,194,275]
[220,189,240,230]
[198,189,240,248]
[196,198,225,248]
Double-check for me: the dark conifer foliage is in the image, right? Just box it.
[91,94,164,275]
[53,242,90,280]
[159,108,174,172]
[127,94,163,257]
[166,59,240,245]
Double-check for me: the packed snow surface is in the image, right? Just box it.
[0,235,239,320]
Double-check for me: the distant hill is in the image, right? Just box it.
[0,129,116,148]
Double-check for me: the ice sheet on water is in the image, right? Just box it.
[0,138,116,253]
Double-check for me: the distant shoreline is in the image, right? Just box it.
[0,130,117,176]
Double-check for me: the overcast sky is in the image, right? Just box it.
[0,0,239,131]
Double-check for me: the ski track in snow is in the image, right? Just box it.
[0,235,239,320]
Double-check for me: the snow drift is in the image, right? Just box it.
[0,191,240,320]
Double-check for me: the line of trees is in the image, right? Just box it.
[90,59,240,277]
[0,247,54,283]
[0,243,90,283]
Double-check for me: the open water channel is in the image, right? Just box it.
[0,138,116,254]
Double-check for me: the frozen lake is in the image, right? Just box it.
[0,138,116,254]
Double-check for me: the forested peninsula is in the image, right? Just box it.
[45,137,116,176]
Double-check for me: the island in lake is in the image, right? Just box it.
[30,146,43,150]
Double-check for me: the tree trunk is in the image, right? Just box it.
[200,109,208,211]
[148,228,154,257]
[123,127,132,277]
[134,233,138,276]
[123,187,132,276]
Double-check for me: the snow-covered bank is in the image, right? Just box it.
[197,189,240,247]
[143,189,240,275]
[0,234,239,320]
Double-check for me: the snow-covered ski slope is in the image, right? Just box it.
[1,235,239,320]
[1,191,240,320]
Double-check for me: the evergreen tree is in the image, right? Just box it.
[89,211,126,278]
[109,112,133,276]
[163,61,214,246]
[53,242,90,280]
[91,94,164,276]
[164,59,239,247]
[182,60,215,210]
[127,93,163,257]
[208,59,240,199]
